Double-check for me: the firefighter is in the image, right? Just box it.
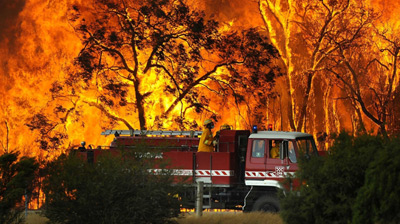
[213,123,231,152]
[198,119,215,152]
[270,140,280,158]
[78,141,86,151]
[214,123,231,142]
[220,123,231,131]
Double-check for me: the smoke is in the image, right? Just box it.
[0,0,26,49]
[0,0,26,94]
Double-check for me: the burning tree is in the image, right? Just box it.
[259,0,400,138]
[62,0,280,131]
[0,152,38,223]
[259,0,366,132]
[326,22,400,136]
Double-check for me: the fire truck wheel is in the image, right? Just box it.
[252,194,280,212]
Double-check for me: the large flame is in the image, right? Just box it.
[0,0,266,158]
[1,0,399,210]
[1,0,400,158]
[259,0,400,147]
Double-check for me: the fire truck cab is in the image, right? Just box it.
[243,130,318,211]
[76,128,319,212]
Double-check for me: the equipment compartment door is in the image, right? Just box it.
[195,152,212,184]
[211,152,235,185]
[163,151,194,184]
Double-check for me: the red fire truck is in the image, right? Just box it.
[76,126,320,212]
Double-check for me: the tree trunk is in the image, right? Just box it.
[133,80,146,130]
[296,72,314,132]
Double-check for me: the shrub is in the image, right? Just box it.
[0,152,38,224]
[280,132,382,224]
[42,148,181,224]
[352,137,400,224]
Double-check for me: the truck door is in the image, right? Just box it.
[279,140,298,175]
[250,139,266,164]
[265,139,285,178]
[245,139,267,179]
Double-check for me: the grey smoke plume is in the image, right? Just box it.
[0,0,26,92]
[0,0,26,48]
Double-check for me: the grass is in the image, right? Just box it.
[175,211,283,224]
[24,210,283,224]
[24,210,48,224]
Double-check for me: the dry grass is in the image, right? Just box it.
[175,211,283,224]
[25,210,283,224]
[24,211,48,224]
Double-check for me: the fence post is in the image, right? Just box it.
[24,189,28,218]
[196,181,203,217]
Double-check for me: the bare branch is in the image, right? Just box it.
[162,61,243,117]
[151,64,182,94]
[86,30,136,74]
[85,101,134,130]
[366,58,389,71]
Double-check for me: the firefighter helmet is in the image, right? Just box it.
[204,119,213,126]
[220,124,231,130]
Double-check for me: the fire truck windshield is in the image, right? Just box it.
[296,138,318,157]
[288,141,297,163]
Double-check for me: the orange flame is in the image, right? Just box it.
[0,0,264,158]
[1,0,400,158]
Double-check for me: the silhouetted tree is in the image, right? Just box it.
[326,23,400,137]
[0,152,38,224]
[280,132,381,223]
[65,0,280,130]
[25,113,67,151]
[353,137,400,224]
[43,148,181,224]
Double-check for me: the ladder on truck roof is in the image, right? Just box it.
[101,130,203,137]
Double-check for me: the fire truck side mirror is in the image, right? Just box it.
[279,141,288,160]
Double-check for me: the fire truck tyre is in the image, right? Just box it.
[252,194,280,212]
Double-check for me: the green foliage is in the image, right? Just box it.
[280,132,383,224]
[278,155,324,224]
[352,137,400,224]
[0,152,38,224]
[42,148,182,224]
